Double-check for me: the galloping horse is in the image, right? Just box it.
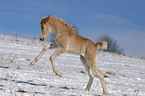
[30,16,108,95]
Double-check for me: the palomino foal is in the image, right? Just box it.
[30,16,108,95]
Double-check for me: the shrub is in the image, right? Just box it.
[97,34,124,54]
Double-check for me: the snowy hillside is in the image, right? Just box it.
[0,34,145,96]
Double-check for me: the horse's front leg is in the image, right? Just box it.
[50,47,66,77]
[29,44,50,66]
[30,43,57,66]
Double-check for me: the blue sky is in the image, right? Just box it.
[0,0,145,57]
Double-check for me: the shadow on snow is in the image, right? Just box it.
[0,78,47,86]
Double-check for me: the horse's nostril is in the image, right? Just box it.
[40,38,44,41]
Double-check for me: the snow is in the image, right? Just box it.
[0,34,145,96]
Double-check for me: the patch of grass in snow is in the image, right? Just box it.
[121,74,126,77]
[134,90,139,95]
[122,94,128,96]
[0,66,9,69]
[0,88,5,92]
[104,75,109,78]
[17,89,27,93]
[33,92,45,95]
[0,85,5,92]
[0,85,4,87]
[80,70,86,74]
[124,65,129,67]
[17,89,45,95]
[26,59,31,61]
[105,71,116,75]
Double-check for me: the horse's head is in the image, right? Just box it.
[40,16,52,41]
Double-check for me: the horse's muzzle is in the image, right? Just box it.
[40,37,45,41]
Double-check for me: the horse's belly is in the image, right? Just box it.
[67,50,81,55]
[67,48,85,55]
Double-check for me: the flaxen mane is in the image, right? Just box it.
[41,16,77,32]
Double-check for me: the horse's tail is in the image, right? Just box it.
[95,40,107,50]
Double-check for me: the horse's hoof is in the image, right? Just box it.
[85,89,89,91]
[55,73,62,77]
[29,63,34,66]
[103,91,109,95]
[59,74,62,77]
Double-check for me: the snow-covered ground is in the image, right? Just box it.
[0,34,145,96]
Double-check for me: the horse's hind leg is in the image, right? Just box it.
[91,65,108,95]
[30,43,57,66]
[85,52,108,94]
[80,55,95,91]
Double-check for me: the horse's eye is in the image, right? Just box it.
[42,27,44,29]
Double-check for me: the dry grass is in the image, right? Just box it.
[105,71,116,75]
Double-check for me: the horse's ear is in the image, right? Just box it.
[42,17,46,19]
[48,15,50,18]
[46,15,50,21]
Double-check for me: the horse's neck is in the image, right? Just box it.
[50,18,68,34]
[50,17,60,27]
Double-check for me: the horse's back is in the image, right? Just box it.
[67,34,96,55]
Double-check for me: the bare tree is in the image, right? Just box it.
[97,34,124,54]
